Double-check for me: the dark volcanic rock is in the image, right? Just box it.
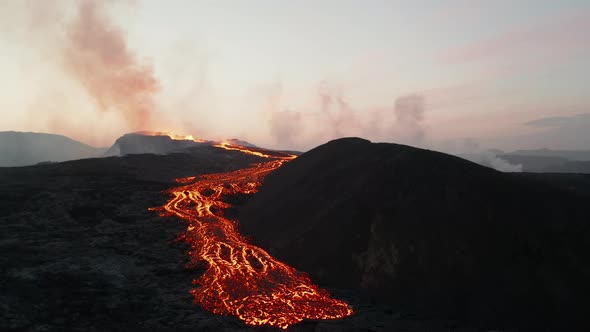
[0,145,465,332]
[239,138,590,331]
[106,133,205,156]
[0,149,264,332]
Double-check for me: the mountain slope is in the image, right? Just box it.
[239,138,590,331]
[0,131,106,167]
[105,132,205,156]
[0,146,268,331]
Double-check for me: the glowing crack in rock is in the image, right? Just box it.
[150,141,353,329]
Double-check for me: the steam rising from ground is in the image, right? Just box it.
[448,139,523,172]
[267,81,428,150]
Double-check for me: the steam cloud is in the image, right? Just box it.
[270,110,303,148]
[393,94,426,144]
[451,138,523,172]
[63,0,159,130]
[316,83,360,138]
[267,80,303,147]
[268,83,428,150]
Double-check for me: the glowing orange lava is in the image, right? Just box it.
[151,143,353,329]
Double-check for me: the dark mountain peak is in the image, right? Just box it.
[311,137,372,153]
[277,137,497,185]
[325,137,372,145]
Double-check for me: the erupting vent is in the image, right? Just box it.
[150,142,353,329]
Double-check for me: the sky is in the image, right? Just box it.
[1,0,589,151]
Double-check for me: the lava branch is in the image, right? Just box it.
[151,144,353,329]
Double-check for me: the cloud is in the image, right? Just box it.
[480,112,590,150]
[439,11,590,65]
[524,113,590,128]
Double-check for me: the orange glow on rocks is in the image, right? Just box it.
[150,142,352,329]
[213,141,277,159]
[135,130,208,143]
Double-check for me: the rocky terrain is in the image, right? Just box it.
[105,132,206,156]
[0,147,262,331]
[239,138,590,332]
[1,143,482,331]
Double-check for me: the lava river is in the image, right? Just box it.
[151,144,353,329]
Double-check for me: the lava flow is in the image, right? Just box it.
[151,142,353,329]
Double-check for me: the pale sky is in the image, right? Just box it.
[1,0,589,151]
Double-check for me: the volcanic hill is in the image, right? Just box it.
[0,131,107,167]
[239,137,590,331]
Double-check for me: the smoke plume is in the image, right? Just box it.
[63,0,159,130]
[315,83,360,138]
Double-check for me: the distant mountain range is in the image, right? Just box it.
[2,130,589,173]
[0,131,265,167]
[0,131,107,167]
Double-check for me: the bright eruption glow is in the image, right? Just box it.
[135,130,208,143]
[150,142,352,329]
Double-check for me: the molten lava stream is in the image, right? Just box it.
[152,146,353,329]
